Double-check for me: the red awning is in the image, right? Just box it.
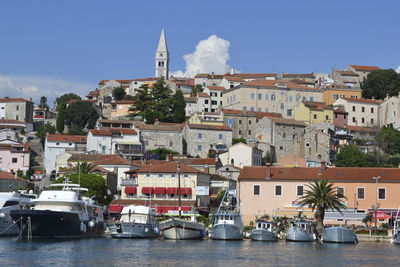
[154,187,166,194]
[373,212,392,219]
[124,187,137,194]
[180,188,192,195]
[166,187,178,194]
[141,187,154,194]
[109,205,124,213]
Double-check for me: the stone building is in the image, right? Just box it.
[184,124,232,158]
[379,93,400,130]
[0,98,34,132]
[346,65,381,84]
[333,98,381,128]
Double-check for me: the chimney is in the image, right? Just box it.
[230,68,235,75]
[204,164,209,174]
[168,154,174,162]
[266,163,271,179]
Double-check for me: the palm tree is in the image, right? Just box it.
[75,162,96,174]
[297,180,347,242]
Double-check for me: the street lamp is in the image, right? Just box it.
[372,176,381,236]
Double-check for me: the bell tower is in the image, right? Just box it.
[155,28,169,78]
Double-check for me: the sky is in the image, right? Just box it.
[0,0,399,106]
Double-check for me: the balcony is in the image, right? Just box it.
[121,179,138,186]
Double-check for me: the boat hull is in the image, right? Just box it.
[10,210,104,238]
[212,223,243,240]
[323,227,357,243]
[251,228,277,241]
[0,213,19,236]
[159,218,205,240]
[286,226,314,242]
[109,222,159,238]
[394,234,400,244]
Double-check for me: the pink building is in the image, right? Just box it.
[238,164,400,225]
[0,142,30,174]
[333,108,348,128]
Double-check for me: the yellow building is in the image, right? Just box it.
[187,112,224,126]
[294,101,333,125]
[110,100,135,120]
[322,86,362,105]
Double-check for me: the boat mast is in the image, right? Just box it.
[178,157,181,219]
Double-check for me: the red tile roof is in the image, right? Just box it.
[346,125,378,133]
[290,79,315,85]
[206,86,226,91]
[0,98,32,103]
[182,158,216,166]
[224,76,245,82]
[338,71,359,76]
[47,134,87,143]
[243,79,316,90]
[303,101,332,110]
[95,155,132,166]
[238,166,400,182]
[136,123,183,132]
[137,161,205,174]
[221,109,282,118]
[132,77,159,82]
[342,97,382,104]
[281,73,315,79]
[187,124,232,131]
[349,65,381,71]
[90,129,112,136]
[113,100,135,105]
[231,73,276,79]
[197,92,210,98]
[99,79,133,84]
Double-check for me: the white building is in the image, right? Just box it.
[203,86,225,112]
[155,28,169,78]
[218,142,263,169]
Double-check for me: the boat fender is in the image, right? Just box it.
[88,221,95,228]
[0,213,5,218]
[201,230,205,237]
[355,236,359,244]
[80,222,87,233]
[145,227,148,233]
[312,233,316,240]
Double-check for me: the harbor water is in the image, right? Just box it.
[0,237,399,266]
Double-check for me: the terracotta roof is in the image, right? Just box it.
[99,79,133,84]
[184,97,197,103]
[109,128,137,135]
[194,73,209,78]
[68,153,117,162]
[338,71,359,76]
[323,85,362,91]
[136,123,183,132]
[187,124,232,131]
[47,134,87,143]
[137,161,206,174]
[333,109,348,114]
[67,99,95,104]
[87,90,100,96]
[0,119,26,124]
[342,98,382,104]
[281,73,315,79]
[0,171,25,181]
[346,126,378,133]
[90,129,112,136]
[95,155,132,166]
[231,73,276,79]
[221,109,282,119]
[238,166,400,182]
[303,101,332,110]
[98,119,135,125]
[181,158,216,166]
[112,100,135,105]
[349,65,381,71]
[0,98,32,103]
[243,79,316,91]
[268,117,307,127]
[224,76,245,82]
[290,79,315,85]
[206,86,226,91]
[132,77,159,82]
[197,92,210,98]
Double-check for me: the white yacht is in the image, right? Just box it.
[109,205,159,238]
[10,182,105,238]
[211,190,244,240]
[0,192,35,236]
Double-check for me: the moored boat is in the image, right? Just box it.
[286,221,314,242]
[109,205,159,238]
[211,190,244,240]
[159,215,205,240]
[10,181,105,239]
[251,220,277,241]
[323,226,357,243]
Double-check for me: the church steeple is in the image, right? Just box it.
[155,28,169,79]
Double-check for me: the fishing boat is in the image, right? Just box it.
[158,159,206,240]
[286,221,315,242]
[109,205,159,238]
[10,181,105,239]
[250,219,278,241]
[323,226,357,243]
[0,192,36,236]
[211,190,244,240]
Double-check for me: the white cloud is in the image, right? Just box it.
[171,35,233,78]
[0,74,95,107]
[396,66,400,73]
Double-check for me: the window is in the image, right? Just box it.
[280,90,284,96]
[145,140,149,145]
[352,117,356,122]
[243,106,247,110]
[238,119,242,125]
[271,94,276,101]
[357,188,365,199]
[238,130,242,135]
[183,174,189,178]
[56,142,60,145]
[325,115,329,120]
[297,186,303,196]
[205,100,209,104]
[296,95,300,102]
[253,185,260,195]
[198,133,202,139]
[333,94,338,100]
[219,134,223,140]
[16,105,19,110]
[289,95,293,102]
[313,114,317,119]
[12,158,17,163]
[169,141,173,146]
[171,174,176,178]
[248,120,252,125]
[251,93,255,100]
[362,107,365,112]
[16,115,18,121]
[257,108,261,112]
[362,118,365,123]
[158,174,164,178]
[250,107,254,111]
[287,109,292,116]
[279,146,283,150]
[69,143,72,146]
[197,145,202,151]
[371,118,374,124]
[378,188,386,200]
[248,130,252,135]
[352,106,356,112]
[265,108,269,112]
[258,94,262,100]
[265,94,269,101]
[310,96,314,102]
[302,96,306,102]
[283,133,286,138]
[0,158,2,163]
[371,108,374,113]
[280,103,284,110]
[337,187,344,198]
[275,185,282,196]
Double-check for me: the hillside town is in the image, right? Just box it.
[2,28,400,236]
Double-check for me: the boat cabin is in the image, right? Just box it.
[256,220,274,232]
[119,205,156,224]
[293,221,312,232]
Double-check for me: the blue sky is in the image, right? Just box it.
[0,1,399,104]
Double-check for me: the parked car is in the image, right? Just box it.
[50,170,57,181]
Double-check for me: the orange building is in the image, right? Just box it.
[322,85,362,105]
[110,100,135,120]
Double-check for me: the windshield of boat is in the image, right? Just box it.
[0,200,19,208]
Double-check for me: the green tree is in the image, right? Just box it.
[36,122,56,147]
[361,69,400,100]
[56,174,112,206]
[297,180,347,242]
[232,138,247,145]
[362,213,373,229]
[146,148,178,160]
[335,144,373,167]
[39,96,49,110]
[151,77,174,123]
[112,86,126,101]
[376,125,400,155]
[56,93,81,106]
[56,102,66,133]
[172,90,186,123]
[129,84,153,120]
[191,84,203,95]
[64,100,99,132]
[75,162,96,174]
